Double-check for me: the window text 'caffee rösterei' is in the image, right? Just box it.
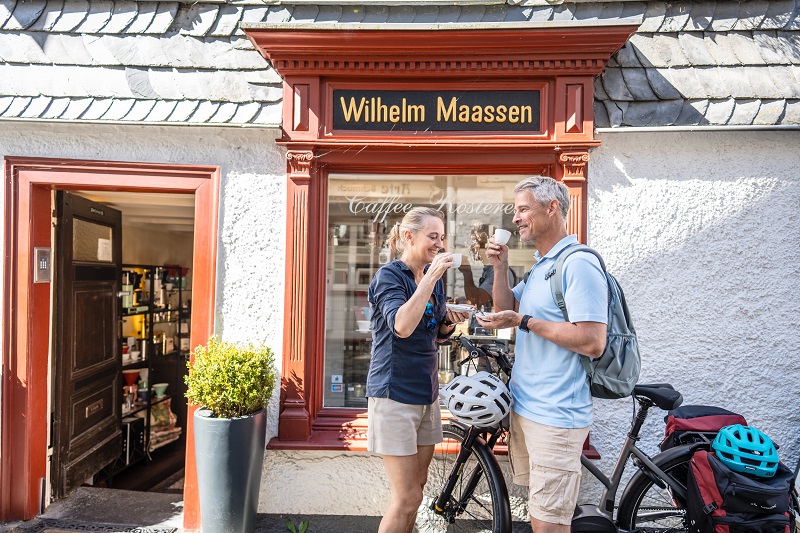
[332,90,541,132]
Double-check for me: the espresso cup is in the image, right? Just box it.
[451,253,463,268]
[494,228,512,245]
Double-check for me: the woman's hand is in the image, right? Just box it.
[427,251,456,280]
[445,309,471,325]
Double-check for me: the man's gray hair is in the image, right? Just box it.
[514,176,570,220]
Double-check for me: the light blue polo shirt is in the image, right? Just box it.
[510,235,608,429]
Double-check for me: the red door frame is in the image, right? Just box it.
[1,157,219,527]
[242,25,638,450]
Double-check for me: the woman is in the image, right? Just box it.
[366,207,470,533]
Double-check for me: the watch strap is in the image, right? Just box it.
[519,314,532,332]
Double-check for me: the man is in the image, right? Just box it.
[476,176,608,533]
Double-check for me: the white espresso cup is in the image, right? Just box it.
[450,253,463,268]
[494,228,512,245]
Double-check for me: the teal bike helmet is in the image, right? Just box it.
[712,424,779,478]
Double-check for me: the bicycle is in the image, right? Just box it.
[421,335,706,533]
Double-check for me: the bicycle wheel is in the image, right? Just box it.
[616,453,692,533]
[418,423,511,533]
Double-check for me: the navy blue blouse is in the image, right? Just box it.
[366,259,447,405]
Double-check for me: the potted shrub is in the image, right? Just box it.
[185,336,276,533]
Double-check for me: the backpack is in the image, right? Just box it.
[661,405,748,452]
[524,244,641,399]
[686,449,794,533]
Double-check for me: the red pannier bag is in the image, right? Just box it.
[662,405,748,452]
[686,449,794,533]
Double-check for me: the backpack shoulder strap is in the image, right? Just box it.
[548,244,606,322]
[522,266,533,285]
[548,244,608,379]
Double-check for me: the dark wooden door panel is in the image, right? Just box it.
[69,378,117,443]
[61,427,121,494]
[54,191,122,498]
[71,283,117,378]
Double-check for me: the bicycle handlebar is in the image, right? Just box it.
[455,335,514,377]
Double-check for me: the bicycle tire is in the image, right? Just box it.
[418,423,512,533]
[616,452,693,533]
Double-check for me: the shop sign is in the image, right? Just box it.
[344,187,514,224]
[333,90,540,132]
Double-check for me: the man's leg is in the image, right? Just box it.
[517,415,589,532]
[379,453,425,533]
[531,516,571,533]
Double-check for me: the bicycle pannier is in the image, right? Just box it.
[547,244,640,399]
[662,405,748,452]
[686,449,794,533]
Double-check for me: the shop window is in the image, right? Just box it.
[323,173,530,408]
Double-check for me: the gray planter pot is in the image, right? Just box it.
[194,408,267,533]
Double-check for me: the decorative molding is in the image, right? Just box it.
[565,84,584,134]
[559,151,589,180]
[272,58,609,77]
[279,148,316,441]
[245,26,641,80]
[286,149,314,181]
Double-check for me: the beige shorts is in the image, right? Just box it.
[508,410,590,525]
[367,397,443,456]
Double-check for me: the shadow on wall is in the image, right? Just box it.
[587,177,800,474]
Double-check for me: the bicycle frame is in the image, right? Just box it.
[435,336,693,531]
[582,396,690,519]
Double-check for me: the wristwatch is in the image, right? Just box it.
[518,314,532,332]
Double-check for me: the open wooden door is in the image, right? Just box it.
[52,191,122,497]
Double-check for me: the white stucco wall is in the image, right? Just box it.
[585,129,800,502]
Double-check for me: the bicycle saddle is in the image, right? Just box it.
[633,383,683,411]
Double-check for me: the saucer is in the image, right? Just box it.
[446,303,476,313]
[356,328,371,333]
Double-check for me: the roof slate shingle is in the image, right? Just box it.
[0,0,797,128]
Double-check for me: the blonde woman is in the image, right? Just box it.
[366,207,470,533]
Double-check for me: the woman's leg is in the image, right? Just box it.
[379,453,425,533]
[408,445,436,533]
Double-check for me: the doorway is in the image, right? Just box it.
[2,157,219,521]
[51,190,196,496]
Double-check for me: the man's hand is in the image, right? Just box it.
[485,237,509,267]
[474,310,521,329]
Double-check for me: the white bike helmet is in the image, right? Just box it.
[439,371,512,428]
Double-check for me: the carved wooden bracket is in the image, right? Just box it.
[287,149,315,181]
[559,151,589,181]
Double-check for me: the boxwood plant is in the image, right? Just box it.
[185,336,276,419]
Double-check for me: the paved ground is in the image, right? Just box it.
[0,487,383,533]
[0,485,533,533]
